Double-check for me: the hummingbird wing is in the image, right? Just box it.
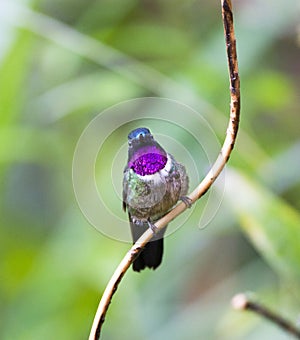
[177,162,189,197]
[129,214,166,272]
[122,166,129,212]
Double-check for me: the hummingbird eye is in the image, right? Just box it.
[128,127,151,140]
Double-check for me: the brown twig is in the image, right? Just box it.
[89,1,240,338]
[232,294,300,339]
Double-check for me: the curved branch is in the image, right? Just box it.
[232,294,300,338]
[89,1,240,339]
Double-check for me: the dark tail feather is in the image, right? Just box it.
[133,237,164,272]
[129,217,166,272]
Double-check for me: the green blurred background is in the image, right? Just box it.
[1,0,300,339]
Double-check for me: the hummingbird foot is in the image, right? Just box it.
[180,196,192,208]
[131,217,158,234]
[147,220,158,234]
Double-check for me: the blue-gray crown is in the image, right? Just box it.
[128,127,151,140]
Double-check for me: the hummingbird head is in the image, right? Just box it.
[127,127,167,176]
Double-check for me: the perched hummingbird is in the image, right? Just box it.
[123,127,189,272]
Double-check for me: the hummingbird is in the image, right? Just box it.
[123,127,189,272]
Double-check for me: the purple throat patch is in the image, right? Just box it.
[131,153,167,176]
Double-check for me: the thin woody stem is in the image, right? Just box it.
[232,294,300,339]
[89,1,240,338]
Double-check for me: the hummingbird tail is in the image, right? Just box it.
[129,217,166,272]
[133,237,164,272]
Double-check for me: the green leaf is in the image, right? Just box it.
[226,169,300,280]
[0,30,33,126]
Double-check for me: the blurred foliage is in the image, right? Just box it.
[0,0,300,339]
